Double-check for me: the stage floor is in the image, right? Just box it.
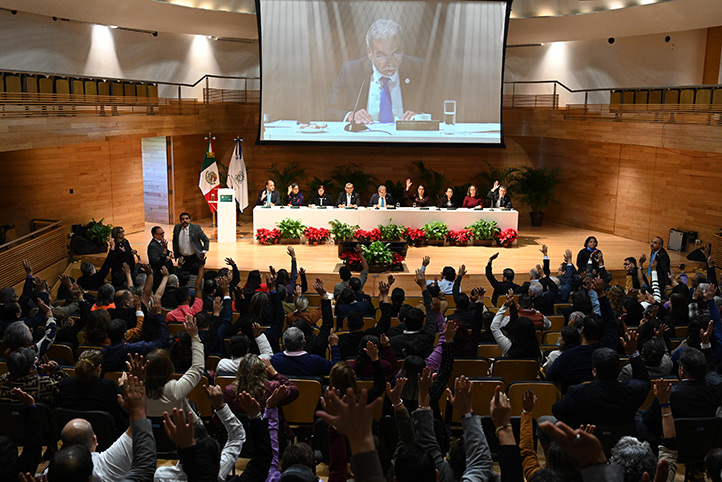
[127,218,689,296]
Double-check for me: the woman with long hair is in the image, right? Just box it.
[406,184,430,207]
[492,293,542,362]
[576,236,599,272]
[222,354,298,413]
[440,187,457,208]
[57,349,125,432]
[110,226,137,282]
[144,315,205,417]
[462,185,483,208]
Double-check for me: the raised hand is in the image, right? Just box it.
[422,256,431,267]
[315,388,381,454]
[160,265,169,277]
[328,328,339,347]
[653,379,672,405]
[265,268,277,286]
[252,322,263,338]
[313,278,326,296]
[378,280,390,297]
[489,252,499,263]
[117,375,147,420]
[490,385,511,429]
[183,313,199,338]
[443,319,459,343]
[446,376,474,416]
[379,333,390,347]
[538,420,607,468]
[133,294,142,311]
[217,276,230,296]
[204,384,225,411]
[564,249,573,264]
[126,353,148,380]
[591,277,606,296]
[225,257,236,267]
[521,389,537,413]
[620,329,639,355]
[639,253,647,266]
[262,358,278,377]
[417,366,436,406]
[37,298,52,318]
[22,259,33,276]
[414,268,427,289]
[266,385,287,409]
[386,377,407,408]
[149,293,162,314]
[503,289,515,308]
[387,274,395,286]
[12,387,35,407]
[700,320,714,345]
[299,267,306,277]
[458,264,467,278]
[654,323,669,339]
[539,244,548,256]
[287,246,296,258]
[535,264,544,278]
[238,391,262,418]
[363,339,379,362]
[108,237,115,250]
[163,408,197,448]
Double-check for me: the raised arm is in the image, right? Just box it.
[453,264,466,304]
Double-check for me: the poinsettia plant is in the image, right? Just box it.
[339,250,362,269]
[354,228,382,242]
[403,227,426,243]
[256,228,280,245]
[447,229,473,244]
[392,252,405,268]
[496,228,518,246]
[303,227,331,243]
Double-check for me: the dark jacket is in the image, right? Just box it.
[485,262,521,306]
[336,191,361,207]
[77,250,116,290]
[255,189,281,206]
[101,314,169,373]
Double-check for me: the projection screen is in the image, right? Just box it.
[256,0,511,145]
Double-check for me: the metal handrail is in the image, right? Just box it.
[0,220,62,250]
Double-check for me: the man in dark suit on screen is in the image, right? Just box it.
[172,212,209,274]
[328,19,426,124]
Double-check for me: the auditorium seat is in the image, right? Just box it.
[84,79,98,96]
[679,88,695,105]
[610,90,622,105]
[0,401,53,447]
[355,378,384,420]
[648,89,663,104]
[634,90,648,104]
[135,83,147,98]
[45,343,75,365]
[284,377,322,426]
[664,89,680,104]
[148,84,159,98]
[477,343,503,359]
[55,78,70,95]
[449,358,490,386]
[695,88,712,105]
[676,417,722,480]
[215,375,236,391]
[443,377,504,422]
[713,88,722,105]
[4,74,22,93]
[554,303,571,314]
[38,76,53,94]
[110,81,124,97]
[546,315,565,332]
[71,79,84,96]
[168,323,186,335]
[52,408,117,450]
[506,381,560,419]
[123,82,135,97]
[622,91,634,104]
[97,80,110,96]
[23,75,38,94]
[491,358,539,387]
[206,355,221,371]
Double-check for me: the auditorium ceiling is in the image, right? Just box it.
[0,0,720,43]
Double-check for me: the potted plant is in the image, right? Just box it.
[496,228,518,248]
[362,241,393,271]
[329,219,358,243]
[403,227,426,247]
[467,219,501,246]
[378,220,405,241]
[423,221,449,246]
[354,228,382,243]
[276,218,306,243]
[447,229,472,246]
[391,252,405,271]
[256,228,280,245]
[303,226,331,245]
[70,218,112,254]
[339,250,362,270]
[509,166,561,226]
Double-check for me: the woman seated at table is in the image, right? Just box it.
[287,183,304,206]
[440,187,457,208]
[307,185,333,206]
[405,184,430,207]
[462,185,483,208]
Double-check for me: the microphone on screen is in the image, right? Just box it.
[344,78,369,132]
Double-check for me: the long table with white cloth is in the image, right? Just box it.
[253,206,518,243]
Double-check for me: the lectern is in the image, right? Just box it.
[217,188,237,243]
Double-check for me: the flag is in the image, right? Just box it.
[199,134,220,213]
[227,137,249,213]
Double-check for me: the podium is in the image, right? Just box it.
[217,188,237,243]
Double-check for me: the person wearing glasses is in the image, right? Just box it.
[328,19,426,124]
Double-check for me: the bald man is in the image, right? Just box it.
[58,418,133,482]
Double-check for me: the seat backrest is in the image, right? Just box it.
[168,323,186,335]
[135,83,147,97]
[546,315,565,332]
[97,81,110,96]
[664,89,680,104]
[491,359,540,386]
[622,91,634,104]
[595,423,637,458]
[648,89,663,104]
[55,78,70,95]
[634,90,648,104]
[45,343,76,365]
[610,91,622,105]
[284,378,322,425]
[443,378,504,422]
[5,74,21,93]
[215,376,236,391]
[23,75,38,93]
[675,417,722,464]
[38,76,53,94]
[542,331,560,345]
[52,407,117,451]
[477,344,503,359]
[506,381,560,418]
[149,416,179,457]
[449,358,490,387]
[695,88,712,105]
[679,88,695,105]
[71,79,84,95]
[554,303,571,314]
[147,84,159,98]
[0,402,54,446]
[355,379,384,420]
[206,355,221,371]
[84,80,98,96]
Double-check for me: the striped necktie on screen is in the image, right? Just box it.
[379,77,393,123]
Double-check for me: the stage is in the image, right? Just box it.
[126,218,690,296]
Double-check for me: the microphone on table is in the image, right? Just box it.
[344,79,369,132]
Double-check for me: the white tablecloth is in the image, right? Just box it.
[262,120,501,143]
[253,206,518,243]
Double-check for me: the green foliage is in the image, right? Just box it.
[378,219,405,240]
[331,164,378,201]
[362,241,393,266]
[307,177,336,197]
[509,166,562,213]
[329,219,358,241]
[453,183,472,202]
[466,219,500,240]
[276,218,306,239]
[383,180,404,206]
[411,160,447,201]
[266,162,306,194]
[476,161,519,192]
[423,221,449,241]
[84,218,113,246]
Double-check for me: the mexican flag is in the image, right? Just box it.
[199,134,220,213]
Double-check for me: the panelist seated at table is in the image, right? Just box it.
[462,185,484,208]
[404,184,430,207]
[308,185,333,206]
[287,183,304,206]
[368,185,395,208]
[337,183,361,208]
[327,19,427,125]
[487,181,513,208]
[440,187,458,208]
[256,179,281,206]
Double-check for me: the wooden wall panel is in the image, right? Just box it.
[612,145,657,242]
[142,137,169,223]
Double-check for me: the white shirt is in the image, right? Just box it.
[367,66,404,121]
[42,432,133,482]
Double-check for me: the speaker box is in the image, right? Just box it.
[669,228,685,252]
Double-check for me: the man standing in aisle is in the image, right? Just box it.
[172,212,209,274]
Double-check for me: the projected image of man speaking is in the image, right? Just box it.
[328,19,428,125]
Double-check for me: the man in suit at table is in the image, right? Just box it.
[368,185,395,208]
[487,181,513,208]
[328,19,427,125]
[256,179,281,206]
[336,183,361,208]
[172,212,209,274]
